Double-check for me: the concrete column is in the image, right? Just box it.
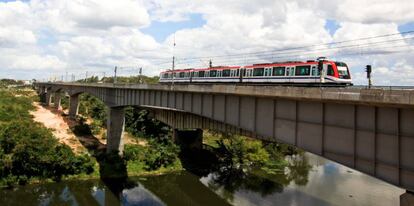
[54,92,62,110]
[69,94,80,119]
[401,191,414,206]
[106,107,125,155]
[45,92,52,106]
[174,128,203,150]
[39,87,46,103]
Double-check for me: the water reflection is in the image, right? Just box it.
[197,153,312,204]
[0,152,403,206]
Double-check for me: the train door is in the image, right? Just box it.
[239,68,245,83]
[286,67,294,83]
[311,65,318,83]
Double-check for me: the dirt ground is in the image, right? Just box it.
[30,102,144,154]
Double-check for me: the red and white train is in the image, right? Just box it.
[159,58,352,86]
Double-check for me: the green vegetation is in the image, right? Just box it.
[0,89,95,188]
[72,91,181,176]
[0,79,25,88]
[205,132,307,175]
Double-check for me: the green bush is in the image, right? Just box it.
[123,144,145,162]
[0,90,96,187]
[143,138,180,171]
[0,121,95,183]
[72,123,92,136]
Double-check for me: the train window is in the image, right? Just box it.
[246,69,252,76]
[272,67,285,76]
[223,69,230,77]
[295,66,311,76]
[253,68,264,76]
[327,65,334,76]
[199,71,205,77]
[210,70,217,77]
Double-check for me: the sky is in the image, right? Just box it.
[0,0,413,85]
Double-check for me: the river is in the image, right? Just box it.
[0,153,404,206]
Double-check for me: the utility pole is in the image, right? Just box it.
[172,33,176,88]
[114,66,118,84]
[85,71,88,83]
[209,59,212,68]
[138,67,142,84]
[366,65,372,89]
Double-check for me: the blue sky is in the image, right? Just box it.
[142,13,206,43]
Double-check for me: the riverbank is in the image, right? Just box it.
[29,94,184,180]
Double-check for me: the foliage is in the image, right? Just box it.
[101,75,159,84]
[0,89,95,187]
[0,79,24,88]
[78,94,107,125]
[124,107,170,138]
[123,144,145,162]
[0,90,34,123]
[215,135,271,169]
[0,120,94,185]
[143,138,180,171]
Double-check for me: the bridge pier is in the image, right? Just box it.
[45,92,52,106]
[174,129,203,150]
[53,92,61,110]
[38,87,46,103]
[69,94,80,119]
[106,107,125,155]
[401,191,414,206]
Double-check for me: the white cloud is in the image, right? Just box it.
[31,0,150,33]
[0,0,412,85]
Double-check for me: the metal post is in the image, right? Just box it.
[114,66,117,84]
[139,67,142,84]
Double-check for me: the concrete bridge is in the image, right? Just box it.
[34,82,414,204]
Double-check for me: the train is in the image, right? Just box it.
[159,57,353,86]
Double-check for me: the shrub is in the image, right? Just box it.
[72,123,92,136]
[143,138,180,171]
[0,120,95,186]
[123,144,145,162]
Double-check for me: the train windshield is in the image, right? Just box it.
[335,62,350,79]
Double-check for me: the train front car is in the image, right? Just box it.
[321,60,353,86]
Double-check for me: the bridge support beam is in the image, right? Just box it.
[54,92,61,110]
[174,129,203,150]
[106,107,125,155]
[69,94,80,119]
[401,191,414,206]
